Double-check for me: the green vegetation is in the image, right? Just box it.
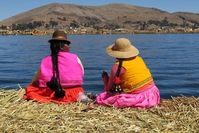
[1,16,199,35]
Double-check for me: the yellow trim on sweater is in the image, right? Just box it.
[123,76,153,92]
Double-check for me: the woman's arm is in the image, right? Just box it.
[103,64,125,91]
[77,57,84,75]
[32,68,40,82]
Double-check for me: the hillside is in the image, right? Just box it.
[0,3,199,32]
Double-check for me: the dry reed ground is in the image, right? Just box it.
[0,86,199,133]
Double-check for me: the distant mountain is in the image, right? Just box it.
[0,3,199,30]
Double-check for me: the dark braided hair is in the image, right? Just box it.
[46,41,65,98]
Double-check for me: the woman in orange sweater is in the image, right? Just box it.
[96,38,160,108]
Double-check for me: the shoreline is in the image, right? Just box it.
[0,87,199,132]
[1,29,199,35]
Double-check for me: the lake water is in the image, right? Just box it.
[0,34,199,99]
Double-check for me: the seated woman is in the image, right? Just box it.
[24,30,89,104]
[96,38,160,108]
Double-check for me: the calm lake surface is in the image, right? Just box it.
[0,34,199,99]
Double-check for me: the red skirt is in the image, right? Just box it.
[24,82,84,104]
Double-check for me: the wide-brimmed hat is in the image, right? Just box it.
[106,38,139,58]
[48,30,71,44]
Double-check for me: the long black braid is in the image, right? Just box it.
[46,41,65,98]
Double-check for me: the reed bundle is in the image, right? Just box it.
[0,86,199,132]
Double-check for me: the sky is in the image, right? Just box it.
[1,0,199,21]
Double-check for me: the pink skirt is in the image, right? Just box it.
[96,86,160,108]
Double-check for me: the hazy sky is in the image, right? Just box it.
[1,0,199,21]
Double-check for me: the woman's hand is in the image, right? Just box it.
[102,71,109,86]
[102,71,108,78]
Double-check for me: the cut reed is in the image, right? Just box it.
[0,86,199,132]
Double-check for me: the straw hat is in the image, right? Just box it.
[48,30,71,44]
[106,38,139,58]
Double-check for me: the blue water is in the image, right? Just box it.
[0,34,199,99]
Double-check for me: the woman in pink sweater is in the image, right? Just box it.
[24,30,89,104]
